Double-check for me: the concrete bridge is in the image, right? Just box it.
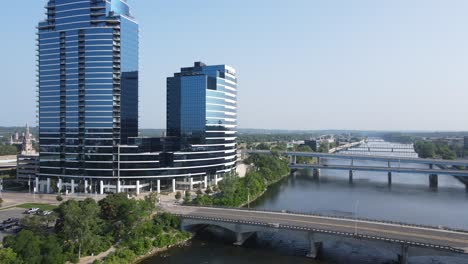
[246,150,468,188]
[168,206,468,263]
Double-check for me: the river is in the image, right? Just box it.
[142,140,468,264]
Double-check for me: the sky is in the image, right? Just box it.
[1,0,468,131]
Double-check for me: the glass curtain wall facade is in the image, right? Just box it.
[166,62,237,176]
[38,0,138,188]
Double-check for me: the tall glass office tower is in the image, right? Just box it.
[167,62,237,176]
[37,0,138,191]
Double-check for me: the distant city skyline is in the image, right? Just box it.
[2,0,468,131]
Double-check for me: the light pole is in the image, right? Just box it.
[354,200,359,235]
[247,187,250,209]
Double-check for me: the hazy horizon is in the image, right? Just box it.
[2,0,468,131]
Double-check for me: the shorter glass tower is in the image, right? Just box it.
[166,62,238,176]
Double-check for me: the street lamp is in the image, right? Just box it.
[247,187,250,209]
[354,200,359,235]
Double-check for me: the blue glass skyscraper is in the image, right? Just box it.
[167,62,238,175]
[37,0,138,192]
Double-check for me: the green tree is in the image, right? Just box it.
[175,191,182,201]
[415,141,436,158]
[183,191,191,203]
[41,235,66,264]
[0,248,21,264]
[318,142,329,153]
[55,198,105,258]
[9,230,42,264]
[255,143,270,150]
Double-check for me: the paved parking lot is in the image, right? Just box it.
[0,208,26,241]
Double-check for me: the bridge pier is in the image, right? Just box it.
[398,244,409,264]
[306,232,322,259]
[313,168,320,179]
[233,224,255,246]
[429,174,438,189]
[349,170,354,184]
[388,172,392,186]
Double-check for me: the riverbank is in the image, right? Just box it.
[191,154,290,207]
[133,236,191,264]
[239,171,291,208]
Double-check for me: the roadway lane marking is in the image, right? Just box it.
[189,210,468,246]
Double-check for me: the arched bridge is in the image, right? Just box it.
[167,206,468,264]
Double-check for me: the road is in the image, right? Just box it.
[166,206,468,253]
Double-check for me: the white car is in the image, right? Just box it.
[25,208,40,214]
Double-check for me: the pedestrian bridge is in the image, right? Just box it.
[168,206,468,263]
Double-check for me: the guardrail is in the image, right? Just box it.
[177,214,464,253]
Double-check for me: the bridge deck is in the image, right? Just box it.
[290,164,468,177]
[170,206,468,253]
[247,150,468,167]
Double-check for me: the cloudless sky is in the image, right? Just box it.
[1,0,468,131]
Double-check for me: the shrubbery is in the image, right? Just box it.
[193,154,290,207]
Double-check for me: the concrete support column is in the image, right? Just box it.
[189,177,194,191]
[429,174,438,189]
[100,180,104,195]
[46,178,51,194]
[84,180,88,194]
[306,232,322,259]
[204,176,208,188]
[116,180,121,193]
[349,170,354,184]
[157,179,161,194]
[58,178,63,193]
[136,180,140,195]
[233,224,255,246]
[35,177,39,193]
[313,168,320,179]
[215,174,219,185]
[172,178,176,193]
[71,179,75,194]
[293,156,297,164]
[399,244,409,264]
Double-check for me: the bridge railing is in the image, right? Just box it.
[179,204,468,234]
[177,214,464,253]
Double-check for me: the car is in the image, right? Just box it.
[268,223,280,228]
[10,226,23,233]
[2,218,19,225]
[1,222,16,230]
[37,210,52,216]
[25,208,40,214]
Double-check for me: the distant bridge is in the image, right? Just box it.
[168,206,468,264]
[246,150,468,188]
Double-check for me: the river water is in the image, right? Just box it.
[143,140,468,264]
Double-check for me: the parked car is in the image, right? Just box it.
[25,208,40,214]
[2,218,19,224]
[37,210,52,216]
[11,226,23,233]
[0,222,16,230]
